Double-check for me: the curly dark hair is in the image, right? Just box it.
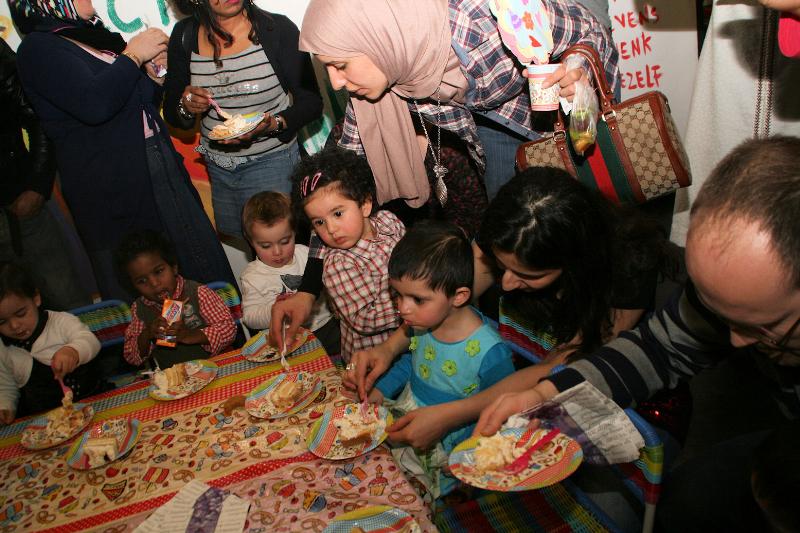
[290,146,377,223]
[171,0,268,67]
[389,220,473,297]
[476,167,668,356]
[0,262,38,301]
[114,230,179,280]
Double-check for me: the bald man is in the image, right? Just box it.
[476,136,800,531]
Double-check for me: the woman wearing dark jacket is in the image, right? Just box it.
[11,0,236,300]
[0,37,86,310]
[164,0,323,239]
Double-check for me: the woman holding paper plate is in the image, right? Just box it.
[164,0,322,240]
[298,0,619,205]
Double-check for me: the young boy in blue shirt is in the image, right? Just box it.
[362,220,514,498]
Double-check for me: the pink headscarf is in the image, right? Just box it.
[300,0,470,207]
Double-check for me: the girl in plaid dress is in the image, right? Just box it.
[291,148,405,361]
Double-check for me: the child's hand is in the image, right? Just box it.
[145,316,169,341]
[367,388,384,405]
[51,346,80,379]
[174,322,208,345]
[0,409,14,425]
[344,345,394,401]
[387,404,453,450]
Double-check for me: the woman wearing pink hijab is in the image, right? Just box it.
[299,0,619,205]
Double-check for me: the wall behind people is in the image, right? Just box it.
[609,0,698,137]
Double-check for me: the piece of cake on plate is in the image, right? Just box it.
[334,406,385,447]
[472,433,526,471]
[270,379,304,410]
[84,436,119,468]
[153,363,187,392]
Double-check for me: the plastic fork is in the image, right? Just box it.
[279,321,291,371]
[55,376,73,408]
[503,427,561,475]
[359,399,372,422]
[207,95,232,120]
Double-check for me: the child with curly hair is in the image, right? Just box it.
[291,147,404,361]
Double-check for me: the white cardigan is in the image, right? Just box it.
[0,311,100,413]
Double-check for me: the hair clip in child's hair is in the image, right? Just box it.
[301,171,323,198]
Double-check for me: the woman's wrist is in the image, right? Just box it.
[177,99,194,121]
[120,50,142,68]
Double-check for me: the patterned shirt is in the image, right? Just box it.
[340,0,619,162]
[322,211,406,360]
[123,276,236,366]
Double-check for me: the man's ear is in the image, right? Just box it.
[452,286,472,307]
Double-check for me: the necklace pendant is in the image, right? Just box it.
[433,164,448,206]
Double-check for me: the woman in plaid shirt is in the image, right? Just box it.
[290,148,405,362]
[299,0,619,203]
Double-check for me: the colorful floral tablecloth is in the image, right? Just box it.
[0,338,435,532]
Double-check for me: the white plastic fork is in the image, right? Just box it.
[279,321,291,371]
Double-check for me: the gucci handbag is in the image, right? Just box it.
[516,44,691,204]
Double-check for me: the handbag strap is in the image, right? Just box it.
[552,44,611,133]
[560,44,615,110]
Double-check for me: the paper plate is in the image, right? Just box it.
[208,113,264,141]
[21,403,94,450]
[148,360,218,401]
[306,403,393,460]
[66,418,141,470]
[448,427,583,491]
[245,371,322,419]
[242,328,310,363]
[323,505,421,533]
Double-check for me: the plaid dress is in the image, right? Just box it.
[322,211,406,360]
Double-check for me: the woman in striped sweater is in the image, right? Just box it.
[164,0,322,239]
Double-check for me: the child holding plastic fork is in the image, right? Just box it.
[0,262,101,423]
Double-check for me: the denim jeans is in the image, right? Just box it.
[475,118,529,201]
[205,143,300,238]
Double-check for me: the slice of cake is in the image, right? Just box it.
[84,436,119,468]
[270,380,304,410]
[165,364,187,388]
[335,407,384,447]
[473,433,525,471]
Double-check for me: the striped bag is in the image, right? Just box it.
[516,44,691,205]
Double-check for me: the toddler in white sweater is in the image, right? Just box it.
[240,192,339,355]
[0,262,100,423]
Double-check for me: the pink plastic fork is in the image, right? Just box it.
[56,376,70,396]
[207,96,231,120]
[55,375,74,407]
[504,428,561,475]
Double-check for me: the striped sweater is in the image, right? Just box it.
[547,281,800,417]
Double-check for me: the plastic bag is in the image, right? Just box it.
[562,55,598,155]
[568,79,598,155]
